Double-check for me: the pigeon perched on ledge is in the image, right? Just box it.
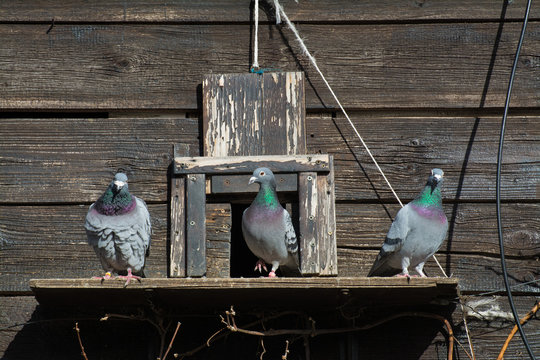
[242,167,300,277]
[368,168,448,278]
[85,173,151,286]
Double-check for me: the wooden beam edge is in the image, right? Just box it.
[174,154,330,174]
[29,277,459,290]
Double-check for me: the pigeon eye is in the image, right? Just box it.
[259,171,265,176]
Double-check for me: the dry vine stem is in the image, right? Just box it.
[162,322,181,360]
[282,340,290,360]
[182,307,454,359]
[497,301,539,360]
[74,322,89,360]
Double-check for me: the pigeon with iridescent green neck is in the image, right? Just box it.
[242,167,299,277]
[368,168,448,277]
[85,173,151,286]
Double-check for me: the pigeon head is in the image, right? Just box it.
[248,167,277,189]
[427,168,444,194]
[112,172,129,194]
[94,173,136,216]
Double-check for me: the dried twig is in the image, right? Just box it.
[281,340,290,360]
[177,310,305,359]
[497,300,539,360]
[162,322,181,360]
[101,312,171,360]
[179,308,455,359]
[74,322,89,360]
[259,338,266,360]
[457,292,476,360]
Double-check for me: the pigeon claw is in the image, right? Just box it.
[254,259,268,273]
[117,268,142,287]
[268,271,277,278]
[395,273,410,278]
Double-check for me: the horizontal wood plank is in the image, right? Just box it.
[1,115,538,203]
[210,173,298,193]
[1,203,538,293]
[308,115,540,201]
[1,23,539,110]
[0,117,198,203]
[1,0,537,22]
[174,154,329,174]
[339,249,540,294]
[336,203,540,258]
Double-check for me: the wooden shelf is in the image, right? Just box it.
[30,277,458,311]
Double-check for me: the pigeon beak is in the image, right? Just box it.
[248,176,257,185]
[113,180,126,192]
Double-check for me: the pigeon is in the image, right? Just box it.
[85,173,151,286]
[368,168,448,277]
[242,167,300,277]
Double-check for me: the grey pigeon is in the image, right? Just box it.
[85,173,151,285]
[242,167,299,277]
[368,168,448,277]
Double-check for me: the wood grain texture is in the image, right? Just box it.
[186,174,206,277]
[307,114,540,201]
[1,23,539,110]
[203,72,306,156]
[2,203,537,292]
[2,0,538,22]
[339,249,540,294]
[210,173,298,193]
[169,176,186,277]
[175,154,329,174]
[0,117,198,203]
[1,115,537,203]
[299,172,319,275]
[318,155,338,275]
[206,203,231,278]
[336,203,540,258]
[0,204,169,293]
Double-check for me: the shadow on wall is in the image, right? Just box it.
[3,304,454,360]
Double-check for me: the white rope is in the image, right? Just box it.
[272,0,403,208]
[272,0,452,277]
[252,0,260,69]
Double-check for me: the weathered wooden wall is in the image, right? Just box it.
[0,1,538,359]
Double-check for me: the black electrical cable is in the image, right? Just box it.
[496,0,536,359]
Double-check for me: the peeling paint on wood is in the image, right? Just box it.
[203,72,306,157]
[299,172,319,274]
[186,174,206,277]
[169,176,186,277]
[174,154,330,174]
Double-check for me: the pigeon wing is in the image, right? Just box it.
[367,205,410,276]
[283,210,298,255]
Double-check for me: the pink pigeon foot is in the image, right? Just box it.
[268,271,277,278]
[117,268,141,287]
[395,273,411,278]
[254,259,268,273]
[93,272,113,280]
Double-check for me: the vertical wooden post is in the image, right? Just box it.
[169,176,186,277]
[186,174,206,277]
[317,156,337,275]
[298,172,319,275]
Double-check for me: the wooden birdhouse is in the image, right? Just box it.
[170,72,338,278]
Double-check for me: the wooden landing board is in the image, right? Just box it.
[174,154,330,174]
[29,277,458,310]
